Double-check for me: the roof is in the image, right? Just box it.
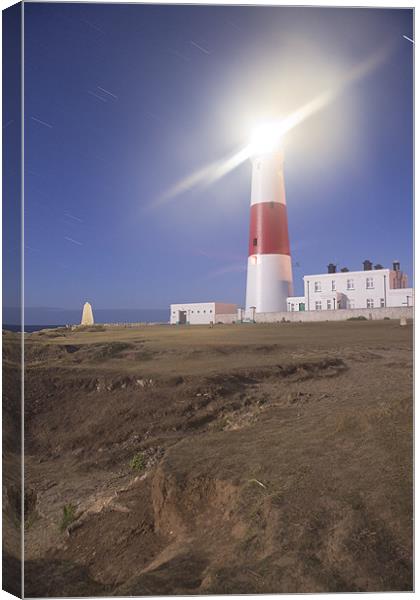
[303,268,390,278]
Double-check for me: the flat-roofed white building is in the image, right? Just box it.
[170,302,237,325]
[287,261,413,312]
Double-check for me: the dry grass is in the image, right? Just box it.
[15,320,413,595]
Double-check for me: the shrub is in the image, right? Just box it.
[347,316,368,321]
[60,503,77,532]
[130,452,146,471]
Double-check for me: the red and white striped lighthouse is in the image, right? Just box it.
[245,146,293,314]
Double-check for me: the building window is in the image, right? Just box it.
[331,280,336,291]
[366,298,374,309]
[327,300,332,310]
[290,304,295,311]
[315,301,322,310]
[348,299,355,309]
[203,310,206,313]
[314,281,321,292]
[366,277,374,289]
[209,309,213,313]
[380,298,385,308]
[347,279,355,290]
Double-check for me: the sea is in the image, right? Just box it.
[3,309,169,333]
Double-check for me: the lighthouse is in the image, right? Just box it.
[245,133,293,314]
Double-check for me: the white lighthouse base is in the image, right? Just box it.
[246,254,293,314]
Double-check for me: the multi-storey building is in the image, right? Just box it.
[287,261,413,312]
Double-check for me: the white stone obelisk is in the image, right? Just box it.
[81,302,94,326]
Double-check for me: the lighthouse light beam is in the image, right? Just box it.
[151,44,392,209]
[153,90,341,208]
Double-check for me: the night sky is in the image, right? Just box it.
[23,4,413,317]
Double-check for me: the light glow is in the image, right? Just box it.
[152,44,392,209]
[247,121,285,156]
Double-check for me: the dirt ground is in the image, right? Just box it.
[4,320,413,595]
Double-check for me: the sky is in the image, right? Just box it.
[3,2,22,320]
[21,3,413,316]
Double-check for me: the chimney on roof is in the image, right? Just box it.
[363,260,373,271]
[374,264,384,270]
[327,263,336,274]
[340,267,349,273]
[392,260,400,272]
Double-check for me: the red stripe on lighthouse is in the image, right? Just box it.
[248,202,290,256]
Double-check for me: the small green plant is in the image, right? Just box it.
[60,503,77,532]
[25,512,37,530]
[130,452,146,471]
[212,415,230,431]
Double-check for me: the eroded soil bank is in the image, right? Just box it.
[5,320,412,595]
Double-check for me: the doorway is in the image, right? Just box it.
[178,310,187,324]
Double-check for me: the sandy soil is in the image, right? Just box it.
[3,320,413,595]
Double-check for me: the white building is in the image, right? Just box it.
[287,261,413,312]
[170,302,237,325]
